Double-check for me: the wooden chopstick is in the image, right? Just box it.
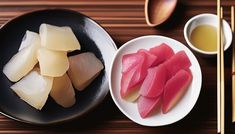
[231,5,235,123]
[232,7,235,33]
[220,6,225,134]
[217,0,221,133]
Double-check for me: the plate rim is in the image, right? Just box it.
[109,35,202,127]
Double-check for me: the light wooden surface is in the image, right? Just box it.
[231,6,235,124]
[0,0,235,133]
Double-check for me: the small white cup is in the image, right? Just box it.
[184,13,232,56]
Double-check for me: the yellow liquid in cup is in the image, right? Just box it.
[190,25,217,52]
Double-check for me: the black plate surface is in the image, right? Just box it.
[0,9,117,125]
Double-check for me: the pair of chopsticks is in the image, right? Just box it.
[217,0,225,133]
[218,2,235,133]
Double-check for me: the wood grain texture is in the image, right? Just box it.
[0,0,235,133]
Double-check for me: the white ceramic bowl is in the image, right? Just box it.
[184,13,232,55]
[109,35,202,126]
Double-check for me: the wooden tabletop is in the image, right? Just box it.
[1,0,235,133]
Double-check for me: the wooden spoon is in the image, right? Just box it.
[145,0,177,27]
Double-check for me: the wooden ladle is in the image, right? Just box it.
[145,0,177,27]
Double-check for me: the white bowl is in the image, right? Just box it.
[109,35,202,126]
[184,13,232,55]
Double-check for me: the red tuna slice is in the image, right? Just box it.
[137,96,161,118]
[162,69,192,114]
[120,53,148,98]
[122,52,142,73]
[140,65,167,98]
[137,49,157,67]
[164,51,191,79]
[149,43,174,66]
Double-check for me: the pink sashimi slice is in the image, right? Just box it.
[123,85,141,102]
[137,95,161,118]
[122,52,142,73]
[120,52,148,98]
[164,51,191,79]
[120,65,139,98]
[140,65,167,98]
[149,43,174,66]
[129,52,149,85]
[162,69,192,114]
[137,49,157,67]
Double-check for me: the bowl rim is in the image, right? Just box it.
[183,13,232,55]
[0,8,117,125]
[109,35,202,127]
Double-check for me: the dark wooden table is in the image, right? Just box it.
[1,0,235,133]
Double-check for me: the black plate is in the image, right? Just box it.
[0,9,117,125]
